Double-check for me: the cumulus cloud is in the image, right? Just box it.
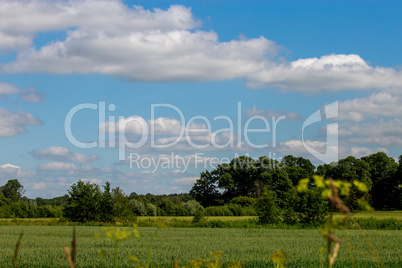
[340,119,402,147]
[80,178,102,184]
[278,139,327,156]
[276,139,389,163]
[173,177,198,186]
[248,54,402,91]
[338,92,402,121]
[0,107,42,137]
[349,146,389,158]
[0,83,20,96]
[37,162,79,172]
[0,163,35,179]
[1,1,276,83]
[0,163,21,169]
[20,87,45,103]
[0,82,44,102]
[101,115,252,153]
[0,1,200,51]
[31,146,98,163]
[100,116,185,136]
[32,182,46,190]
[245,104,301,120]
[3,1,400,91]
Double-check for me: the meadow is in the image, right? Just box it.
[0,225,401,267]
[138,211,402,222]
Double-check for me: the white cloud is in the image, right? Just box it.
[349,147,389,158]
[1,2,402,91]
[20,87,45,103]
[0,163,35,179]
[173,177,198,186]
[1,2,275,83]
[0,163,21,169]
[278,139,327,156]
[338,92,402,121]
[31,146,98,163]
[102,115,251,152]
[0,1,200,51]
[248,54,402,91]
[245,104,301,120]
[0,83,19,96]
[101,116,185,136]
[100,166,113,173]
[33,146,70,157]
[32,182,46,190]
[149,117,185,136]
[276,139,391,163]
[34,159,118,180]
[68,152,98,163]
[340,119,402,147]
[37,162,79,171]
[0,107,42,137]
[80,178,102,185]
[0,82,44,102]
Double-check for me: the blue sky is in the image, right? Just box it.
[0,0,401,198]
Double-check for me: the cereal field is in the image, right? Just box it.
[0,226,401,267]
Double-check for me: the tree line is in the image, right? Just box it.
[0,179,65,218]
[0,152,400,224]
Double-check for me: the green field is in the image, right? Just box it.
[0,226,401,267]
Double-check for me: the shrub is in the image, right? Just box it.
[146,203,157,216]
[192,209,205,224]
[204,206,234,216]
[183,200,204,215]
[257,189,281,224]
[130,199,147,216]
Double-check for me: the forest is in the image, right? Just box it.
[1,152,401,225]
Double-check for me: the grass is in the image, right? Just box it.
[1,211,401,223]
[1,211,401,230]
[138,216,257,222]
[347,211,402,220]
[0,226,401,267]
[138,211,402,222]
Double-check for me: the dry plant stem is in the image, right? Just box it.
[173,257,179,268]
[64,247,75,268]
[326,179,344,268]
[12,231,24,268]
[329,243,340,267]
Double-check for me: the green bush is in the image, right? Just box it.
[204,206,234,216]
[130,199,147,216]
[257,189,281,224]
[192,209,205,223]
[183,200,204,215]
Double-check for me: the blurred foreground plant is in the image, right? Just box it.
[270,249,287,268]
[297,175,378,268]
[95,224,140,267]
[170,251,243,268]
